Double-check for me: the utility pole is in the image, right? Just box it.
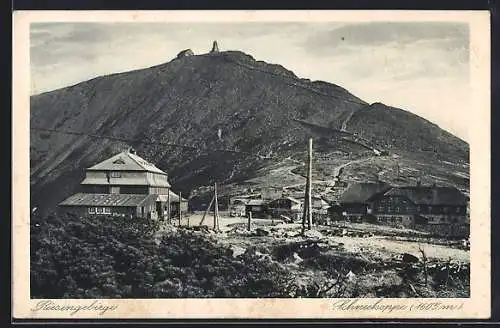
[167,189,171,224]
[214,183,220,231]
[179,192,182,227]
[302,138,313,233]
[307,138,313,230]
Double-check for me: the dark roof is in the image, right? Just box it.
[383,186,468,206]
[59,193,157,207]
[246,199,266,206]
[340,182,391,204]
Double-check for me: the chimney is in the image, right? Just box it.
[211,40,219,53]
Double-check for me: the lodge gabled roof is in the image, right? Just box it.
[339,182,392,204]
[383,186,468,206]
[59,193,157,207]
[156,190,188,203]
[87,151,167,174]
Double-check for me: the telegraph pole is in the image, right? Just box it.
[307,138,313,230]
[214,183,220,231]
[179,192,182,226]
[302,138,313,233]
[199,194,215,226]
[167,189,171,224]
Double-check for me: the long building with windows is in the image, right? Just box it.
[331,181,469,236]
[58,149,186,220]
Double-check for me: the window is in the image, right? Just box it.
[96,207,103,214]
[456,207,461,214]
[111,171,121,178]
[110,187,120,194]
[396,207,400,213]
[88,207,96,214]
[103,207,111,214]
[112,157,125,164]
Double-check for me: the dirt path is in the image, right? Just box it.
[175,215,469,264]
[327,235,469,263]
[281,155,377,193]
[341,110,355,132]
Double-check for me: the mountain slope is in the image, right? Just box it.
[30,50,469,214]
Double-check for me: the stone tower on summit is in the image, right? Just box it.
[210,40,219,53]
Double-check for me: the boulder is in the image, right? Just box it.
[292,252,303,264]
[402,253,420,263]
[254,228,270,237]
[230,245,246,258]
[303,229,324,239]
[346,270,356,281]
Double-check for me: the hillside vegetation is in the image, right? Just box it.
[31,213,469,298]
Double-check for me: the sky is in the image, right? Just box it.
[30,22,470,141]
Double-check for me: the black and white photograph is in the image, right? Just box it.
[13,10,491,319]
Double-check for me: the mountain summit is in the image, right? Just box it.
[30,49,469,214]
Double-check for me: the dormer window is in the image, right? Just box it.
[113,157,125,164]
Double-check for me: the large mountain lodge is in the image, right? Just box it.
[58,149,187,220]
[331,181,469,236]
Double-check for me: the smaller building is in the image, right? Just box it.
[156,190,188,218]
[245,199,267,218]
[229,194,261,205]
[266,197,302,218]
[312,196,330,214]
[229,203,246,217]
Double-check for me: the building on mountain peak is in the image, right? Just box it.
[210,40,219,53]
[176,48,194,59]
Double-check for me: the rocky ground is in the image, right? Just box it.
[167,212,470,298]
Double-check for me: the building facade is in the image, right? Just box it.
[370,186,469,231]
[58,149,186,220]
[266,197,302,218]
[335,181,469,237]
[338,182,392,221]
